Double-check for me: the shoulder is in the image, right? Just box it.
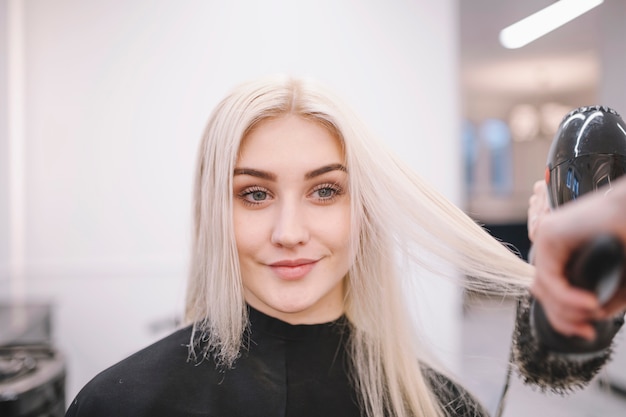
[422,367,489,417]
[66,326,196,417]
[85,325,194,385]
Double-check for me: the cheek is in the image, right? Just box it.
[315,204,352,248]
[233,208,266,256]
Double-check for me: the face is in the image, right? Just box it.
[233,115,352,324]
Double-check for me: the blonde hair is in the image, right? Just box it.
[185,75,534,417]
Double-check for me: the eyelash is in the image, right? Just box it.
[236,183,344,207]
[311,183,343,203]
[237,186,273,207]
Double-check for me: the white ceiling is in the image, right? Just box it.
[460,0,603,120]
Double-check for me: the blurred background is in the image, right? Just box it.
[0,0,625,415]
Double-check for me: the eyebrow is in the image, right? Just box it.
[233,168,275,180]
[304,163,347,179]
[233,163,347,181]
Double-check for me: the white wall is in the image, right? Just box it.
[599,0,626,114]
[2,0,462,402]
[0,0,9,292]
[598,0,626,391]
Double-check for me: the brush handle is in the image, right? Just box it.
[531,235,624,353]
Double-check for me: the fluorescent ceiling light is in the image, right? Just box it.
[499,0,604,49]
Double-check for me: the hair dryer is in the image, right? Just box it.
[495,106,626,416]
[532,105,626,354]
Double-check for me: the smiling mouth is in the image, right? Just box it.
[269,259,318,280]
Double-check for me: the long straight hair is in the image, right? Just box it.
[185,75,534,417]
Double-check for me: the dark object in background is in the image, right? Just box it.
[0,304,65,417]
[483,222,531,261]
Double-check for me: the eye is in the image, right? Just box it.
[237,186,272,206]
[311,183,343,202]
[316,187,335,198]
[249,190,267,201]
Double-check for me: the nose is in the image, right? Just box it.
[270,200,309,248]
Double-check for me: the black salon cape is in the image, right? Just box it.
[66,307,487,417]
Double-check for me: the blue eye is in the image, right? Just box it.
[237,186,272,206]
[312,184,342,202]
[250,190,267,201]
[316,187,335,198]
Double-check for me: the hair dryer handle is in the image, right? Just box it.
[531,235,625,354]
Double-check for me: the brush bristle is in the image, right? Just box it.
[512,295,619,393]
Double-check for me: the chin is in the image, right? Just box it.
[272,299,317,315]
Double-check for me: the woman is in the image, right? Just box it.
[66,76,599,417]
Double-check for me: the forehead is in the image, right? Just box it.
[237,115,344,167]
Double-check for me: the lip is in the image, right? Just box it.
[269,258,318,280]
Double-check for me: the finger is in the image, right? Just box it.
[528,218,538,242]
[531,180,550,210]
[527,206,542,241]
[544,307,595,337]
[527,191,551,243]
[543,311,597,340]
[533,273,600,340]
[532,272,600,312]
[536,288,598,335]
[534,282,599,321]
[548,301,598,323]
